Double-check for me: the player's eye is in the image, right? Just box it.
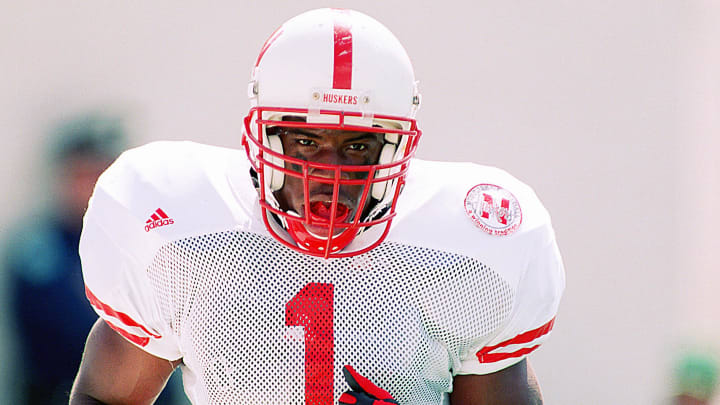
[347,143,367,151]
[296,138,316,147]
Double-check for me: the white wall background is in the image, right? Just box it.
[1,1,718,404]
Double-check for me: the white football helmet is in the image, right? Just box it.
[243,8,421,258]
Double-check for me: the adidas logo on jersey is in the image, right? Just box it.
[144,208,175,232]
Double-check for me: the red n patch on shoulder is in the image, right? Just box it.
[464,184,522,236]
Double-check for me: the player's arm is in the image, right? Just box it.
[450,359,542,405]
[70,318,181,405]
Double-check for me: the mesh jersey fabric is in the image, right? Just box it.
[79,141,565,404]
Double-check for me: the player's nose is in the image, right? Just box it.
[307,149,352,179]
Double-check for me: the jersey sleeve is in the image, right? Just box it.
[79,147,182,361]
[455,225,565,375]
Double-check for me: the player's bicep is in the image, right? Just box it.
[70,318,181,405]
[450,359,542,405]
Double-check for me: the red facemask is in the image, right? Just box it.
[243,107,421,258]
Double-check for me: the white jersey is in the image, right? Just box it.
[80,141,565,405]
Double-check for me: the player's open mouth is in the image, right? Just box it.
[308,201,350,223]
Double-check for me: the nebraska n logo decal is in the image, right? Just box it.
[464,184,522,236]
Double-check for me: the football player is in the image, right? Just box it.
[70,8,564,405]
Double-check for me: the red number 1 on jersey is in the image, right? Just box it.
[286,283,335,404]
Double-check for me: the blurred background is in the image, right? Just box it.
[1,1,718,404]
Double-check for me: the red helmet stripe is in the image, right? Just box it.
[332,14,353,89]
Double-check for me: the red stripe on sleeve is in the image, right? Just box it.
[85,285,162,339]
[332,16,352,89]
[478,345,541,363]
[476,317,555,363]
[103,319,150,347]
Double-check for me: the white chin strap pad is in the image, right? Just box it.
[371,133,400,201]
[263,131,285,192]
